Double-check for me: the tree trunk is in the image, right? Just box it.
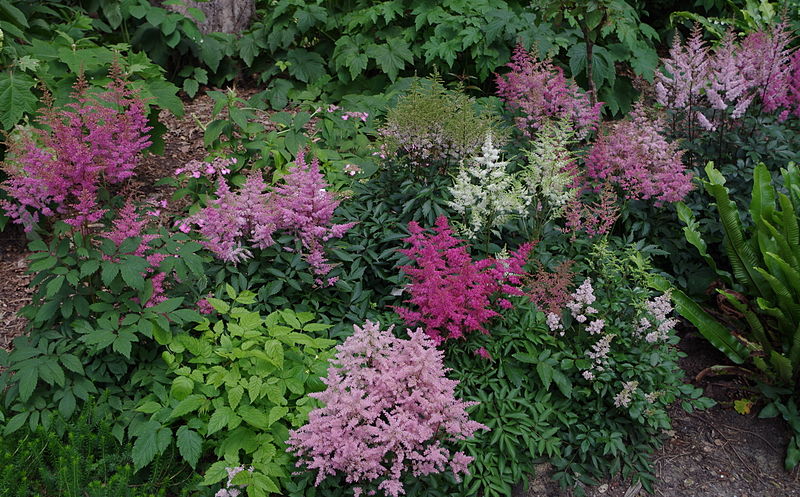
[157,0,255,34]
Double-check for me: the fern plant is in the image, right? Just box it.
[656,161,800,469]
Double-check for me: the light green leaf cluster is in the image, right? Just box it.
[522,119,579,220]
[448,133,527,238]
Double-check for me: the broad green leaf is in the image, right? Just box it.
[169,394,206,419]
[268,406,288,427]
[17,366,37,402]
[366,38,413,81]
[176,426,203,468]
[239,405,270,430]
[0,72,37,129]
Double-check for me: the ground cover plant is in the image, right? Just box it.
[1,2,800,497]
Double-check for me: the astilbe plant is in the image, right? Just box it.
[1,70,151,231]
[395,216,533,344]
[655,23,799,129]
[287,320,487,497]
[103,200,169,307]
[448,133,526,238]
[586,104,692,205]
[496,44,602,139]
[379,78,498,173]
[180,150,355,280]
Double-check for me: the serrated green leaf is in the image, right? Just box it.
[268,406,288,427]
[0,71,37,128]
[366,38,413,81]
[176,426,203,468]
[169,394,206,419]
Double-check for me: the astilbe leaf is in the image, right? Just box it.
[286,320,488,497]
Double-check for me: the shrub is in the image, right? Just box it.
[0,401,202,497]
[379,78,500,175]
[180,149,355,281]
[0,207,207,440]
[287,320,487,497]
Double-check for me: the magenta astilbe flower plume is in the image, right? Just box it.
[395,216,533,344]
[586,104,692,205]
[287,320,487,497]
[1,71,152,231]
[496,44,602,139]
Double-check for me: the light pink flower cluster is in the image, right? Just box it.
[1,72,151,231]
[287,320,487,497]
[180,150,355,279]
[214,466,253,497]
[496,44,602,139]
[613,380,639,408]
[395,216,534,344]
[656,23,800,126]
[175,157,236,178]
[637,293,678,343]
[585,104,692,205]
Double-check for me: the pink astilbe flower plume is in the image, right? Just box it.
[266,149,357,276]
[180,150,355,280]
[287,320,487,497]
[395,216,533,344]
[1,68,152,231]
[586,104,692,205]
[496,44,602,139]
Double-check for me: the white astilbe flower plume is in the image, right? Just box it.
[523,118,579,217]
[448,133,526,238]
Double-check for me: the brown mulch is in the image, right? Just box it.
[2,90,800,497]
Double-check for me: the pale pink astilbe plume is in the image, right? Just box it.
[395,216,533,344]
[655,25,710,112]
[738,22,795,116]
[586,104,692,206]
[496,44,602,139]
[267,149,356,276]
[1,72,152,231]
[287,320,487,497]
[705,32,754,119]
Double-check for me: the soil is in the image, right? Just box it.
[1,91,799,497]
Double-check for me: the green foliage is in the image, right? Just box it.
[675,162,800,387]
[247,0,554,99]
[133,288,336,496]
[0,222,207,442]
[0,400,203,497]
[536,0,660,115]
[0,1,182,136]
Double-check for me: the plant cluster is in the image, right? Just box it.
[379,78,500,175]
[287,320,486,497]
[180,150,355,281]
